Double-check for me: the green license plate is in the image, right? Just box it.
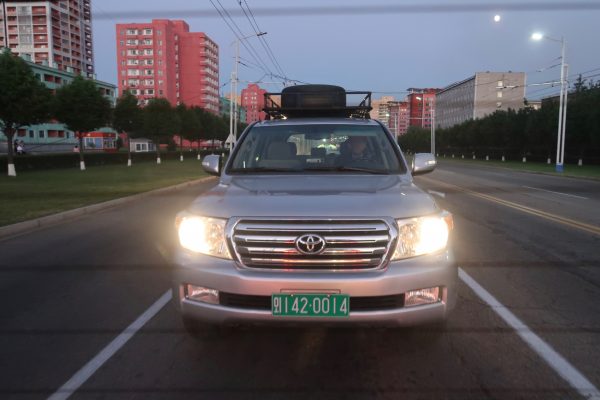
[271,293,350,317]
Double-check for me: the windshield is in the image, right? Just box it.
[228,123,405,174]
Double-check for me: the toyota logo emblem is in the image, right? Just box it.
[295,234,326,255]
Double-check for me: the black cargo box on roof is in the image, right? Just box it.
[263,84,372,120]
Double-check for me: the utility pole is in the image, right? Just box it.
[230,32,267,145]
[532,33,568,172]
[233,39,239,143]
[431,107,436,155]
[556,39,568,172]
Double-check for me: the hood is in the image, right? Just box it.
[187,174,439,219]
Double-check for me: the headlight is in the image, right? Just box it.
[175,214,231,259]
[392,213,452,260]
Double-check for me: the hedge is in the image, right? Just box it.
[0,149,230,172]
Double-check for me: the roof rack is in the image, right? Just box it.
[263,84,372,120]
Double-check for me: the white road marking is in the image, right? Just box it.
[47,290,172,400]
[522,185,589,200]
[459,268,600,399]
[427,190,446,198]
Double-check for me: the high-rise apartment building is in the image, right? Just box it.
[370,95,395,125]
[436,72,526,129]
[0,0,94,77]
[241,83,266,123]
[115,19,219,113]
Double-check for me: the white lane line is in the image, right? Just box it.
[427,190,446,198]
[522,185,589,200]
[47,290,172,400]
[459,268,600,399]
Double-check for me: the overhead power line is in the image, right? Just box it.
[238,0,287,79]
[91,2,600,20]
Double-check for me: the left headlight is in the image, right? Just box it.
[392,212,452,260]
[175,214,232,259]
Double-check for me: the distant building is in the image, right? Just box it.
[387,101,410,137]
[436,72,526,129]
[241,83,267,123]
[370,96,395,125]
[115,19,219,113]
[220,96,246,124]
[0,0,95,77]
[0,53,117,154]
[407,88,440,129]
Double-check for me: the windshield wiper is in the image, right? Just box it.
[303,166,390,175]
[228,167,302,173]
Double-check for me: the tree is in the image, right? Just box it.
[142,98,180,164]
[179,105,203,159]
[113,91,142,166]
[0,49,52,177]
[54,75,112,170]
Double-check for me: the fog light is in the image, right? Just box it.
[405,287,441,307]
[185,284,219,305]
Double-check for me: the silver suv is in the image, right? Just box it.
[172,85,457,334]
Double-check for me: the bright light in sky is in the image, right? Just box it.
[531,32,544,41]
[494,15,501,22]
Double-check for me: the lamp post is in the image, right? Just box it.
[231,32,267,144]
[414,95,436,155]
[532,32,568,172]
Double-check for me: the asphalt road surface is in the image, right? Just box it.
[1,161,600,400]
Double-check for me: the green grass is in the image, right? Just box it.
[439,156,600,179]
[0,159,208,227]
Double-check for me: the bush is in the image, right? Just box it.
[0,149,230,172]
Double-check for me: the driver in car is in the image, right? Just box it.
[338,136,372,164]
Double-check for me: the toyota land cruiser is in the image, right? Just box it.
[172,85,457,333]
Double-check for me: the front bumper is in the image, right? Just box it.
[171,250,457,327]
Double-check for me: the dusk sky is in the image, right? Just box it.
[91,1,600,100]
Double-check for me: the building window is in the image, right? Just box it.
[39,130,45,138]
[127,29,137,35]
[496,102,502,108]
[497,91,503,98]
[144,29,153,35]
[497,80,503,87]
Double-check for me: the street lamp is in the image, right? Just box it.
[385,111,399,141]
[531,32,568,172]
[230,32,267,144]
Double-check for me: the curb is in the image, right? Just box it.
[439,159,600,182]
[0,176,216,241]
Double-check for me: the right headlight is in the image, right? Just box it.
[175,213,232,259]
[392,212,453,260]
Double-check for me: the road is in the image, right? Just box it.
[1,161,599,399]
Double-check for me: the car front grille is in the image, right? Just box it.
[219,292,405,311]
[230,219,393,270]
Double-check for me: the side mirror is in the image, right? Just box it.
[412,153,437,175]
[202,154,221,176]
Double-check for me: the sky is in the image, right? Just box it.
[91,0,600,100]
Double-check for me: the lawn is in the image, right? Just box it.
[438,156,600,179]
[0,159,208,227]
